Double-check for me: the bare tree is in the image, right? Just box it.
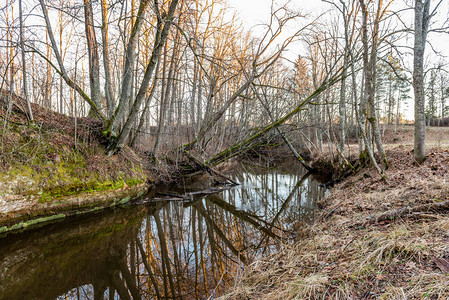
[84,0,103,114]
[413,0,432,163]
[359,0,388,171]
[19,0,33,121]
[100,0,115,117]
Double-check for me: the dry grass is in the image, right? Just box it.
[221,127,449,299]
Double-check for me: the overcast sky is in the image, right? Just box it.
[226,0,449,120]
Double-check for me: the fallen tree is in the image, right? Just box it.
[204,68,346,167]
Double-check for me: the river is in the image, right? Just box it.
[0,160,326,299]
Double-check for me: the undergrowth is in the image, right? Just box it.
[0,107,147,203]
[221,148,449,300]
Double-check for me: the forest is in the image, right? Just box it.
[1,0,449,299]
[1,0,447,166]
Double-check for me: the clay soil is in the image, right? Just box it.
[221,125,449,299]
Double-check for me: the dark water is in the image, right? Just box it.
[0,160,326,299]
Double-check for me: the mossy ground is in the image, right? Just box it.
[0,93,149,228]
[0,120,146,200]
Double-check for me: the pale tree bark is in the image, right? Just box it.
[338,53,347,160]
[335,0,360,159]
[19,0,33,121]
[251,82,313,171]
[100,0,115,117]
[440,73,447,122]
[309,39,323,153]
[153,42,175,156]
[45,29,52,109]
[367,0,387,168]
[387,80,393,124]
[130,58,160,148]
[413,0,431,163]
[334,0,351,161]
[206,70,345,167]
[109,0,151,135]
[4,3,15,129]
[196,66,203,134]
[58,4,63,114]
[190,59,198,128]
[182,5,314,152]
[395,88,400,132]
[112,0,180,153]
[359,0,384,174]
[188,73,254,151]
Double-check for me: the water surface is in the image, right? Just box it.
[0,160,325,299]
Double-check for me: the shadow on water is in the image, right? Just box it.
[0,160,326,299]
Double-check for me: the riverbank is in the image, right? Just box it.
[222,128,449,299]
[0,93,149,234]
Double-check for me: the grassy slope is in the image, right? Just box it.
[0,92,148,230]
[222,125,449,299]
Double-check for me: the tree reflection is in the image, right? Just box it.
[0,162,324,299]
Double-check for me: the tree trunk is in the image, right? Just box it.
[113,0,180,153]
[395,88,400,133]
[358,0,383,174]
[110,0,151,134]
[38,0,105,121]
[190,59,198,129]
[387,80,392,124]
[19,0,33,121]
[45,30,52,110]
[100,0,115,117]
[413,0,430,163]
[252,83,313,171]
[130,59,160,148]
[84,0,102,113]
[153,43,169,156]
[339,52,347,160]
[206,70,344,167]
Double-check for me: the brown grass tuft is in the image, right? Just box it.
[220,143,449,299]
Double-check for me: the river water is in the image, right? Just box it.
[0,160,326,299]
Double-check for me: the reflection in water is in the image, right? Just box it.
[0,161,324,299]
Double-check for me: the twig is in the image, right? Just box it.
[362,200,449,225]
[184,150,239,185]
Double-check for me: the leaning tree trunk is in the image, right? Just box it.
[38,0,105,121]
[251,83,313,171]
[130,58,160,148]
[206,70,345,167]
[109,0,151,135]
[413,0,430,163]
[112,0,180,154]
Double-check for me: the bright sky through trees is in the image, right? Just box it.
[227,0,449,120]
